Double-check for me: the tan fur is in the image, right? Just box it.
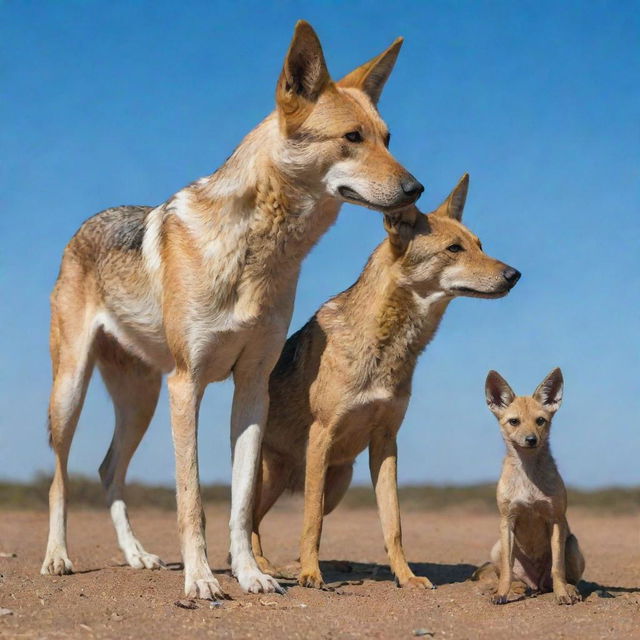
[482,368,585,605]
[41,21,423,599]
[252,175,521,589]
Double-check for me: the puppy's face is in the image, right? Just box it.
[485,369,564,451]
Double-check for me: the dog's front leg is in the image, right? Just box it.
[492,515,514,604]
[168,370,223,600]
[298,420,331,589]
[369,428,434,589]
[229,370,284,594]
[551,518,581,604]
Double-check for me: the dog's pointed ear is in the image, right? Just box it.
[485,370,516,416]
[383,206,419,255]
[433,174,469,222]
[276,21,331,135]
[337,37,403,105]
[533,368,564,413]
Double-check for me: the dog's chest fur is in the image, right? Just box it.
[161,179,339,377]
[84,173,340,377]
[498,453,564,558]
[265,255,450,466]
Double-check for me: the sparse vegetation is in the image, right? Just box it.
[1,475,637,513]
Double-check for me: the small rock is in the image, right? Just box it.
[413,630,435,637]
[175,599,199,610]
[0,608,14,616]
[79,624,92,632]
[209,601,223,609]
[597,590,614,599]
[110,612,123,621]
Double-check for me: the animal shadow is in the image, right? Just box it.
[579,580,640,600]
[319,560,477,587]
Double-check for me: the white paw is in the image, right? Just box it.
[126,549,165,570]
[184,569,225,600]
[41,551,74,575]
[236,567,285,594]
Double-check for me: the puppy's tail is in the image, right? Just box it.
[470,561,496,582]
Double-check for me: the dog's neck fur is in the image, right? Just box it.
[333,240,451,390]
[159,114,341,320]
[503,440,560,497]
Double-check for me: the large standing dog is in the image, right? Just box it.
[41,21,423,598]
[252,175,521,589]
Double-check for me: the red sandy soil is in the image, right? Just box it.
[1,502,638,639]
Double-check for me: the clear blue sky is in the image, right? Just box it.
[1,1,638,489]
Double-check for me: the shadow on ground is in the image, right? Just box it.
[316,560,477,587]
[579,580,640,599]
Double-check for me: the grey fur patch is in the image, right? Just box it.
[104,206,151,251]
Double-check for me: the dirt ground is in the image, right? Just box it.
[1,502,638,639]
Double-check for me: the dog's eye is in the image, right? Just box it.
[447,244,464,253]
[508,418,520,426]
[384,132,391,148]
[536,417,546,426]
[345,131,363,143]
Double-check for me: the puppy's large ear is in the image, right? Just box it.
[276,21,331,135]
[485,370,516,416]
[383,205,419,255]
[433,174,469,222]
[337,37,403,105]
[533,368,564,413]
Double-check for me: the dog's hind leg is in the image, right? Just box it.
[96,331,163,570]
[41,287,97,576]
[322,464,353,515]
[251,452,288,576]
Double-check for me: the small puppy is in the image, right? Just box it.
[482,368,585,605]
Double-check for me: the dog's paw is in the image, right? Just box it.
[184,569,225,600]
[298,569,325,590]
[41,551,74,576]
[255,555,278,577]
[401,576,436,590]
[554,584,582,605]
[237,568,285,594]
[491,592,509,605]
[127,550,165,570]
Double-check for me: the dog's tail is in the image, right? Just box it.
[470,561,496,582]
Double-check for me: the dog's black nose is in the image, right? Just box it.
[525,435,538,447]
[502,267,521,286]
[401,176,424,199]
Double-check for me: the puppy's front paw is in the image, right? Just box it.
[298,569,325,590]
[491,592,509,605]
[554,583,581,605]
[401,576,436,590]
